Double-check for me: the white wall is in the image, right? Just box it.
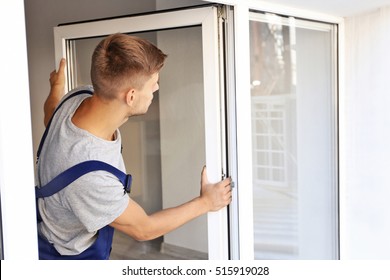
[343,6,390,259]
[0,0,37,260]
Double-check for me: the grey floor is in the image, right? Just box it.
[109,230,207,260]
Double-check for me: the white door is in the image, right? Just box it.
[54,6,229,260]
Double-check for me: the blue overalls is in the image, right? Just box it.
[37,224,114,260]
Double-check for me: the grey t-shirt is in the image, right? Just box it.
[37,86,129,255]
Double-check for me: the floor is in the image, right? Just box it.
[109,230,207,260]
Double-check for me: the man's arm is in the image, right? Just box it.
[44,58,66,127]
[110,166,232,241]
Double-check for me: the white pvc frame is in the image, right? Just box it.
[208,0,344,260]
[54,6,228,260]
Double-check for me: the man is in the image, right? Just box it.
[36,33,232,259]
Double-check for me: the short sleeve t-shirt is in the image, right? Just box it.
[37,86,129,255]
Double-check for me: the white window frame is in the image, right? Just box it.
[53,6,228,260]
[207,0,344,260]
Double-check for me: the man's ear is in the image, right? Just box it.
[125,89,136,106]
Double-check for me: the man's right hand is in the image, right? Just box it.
[110,167,232,241]
[200,166,232,212]
[49,58,66,90]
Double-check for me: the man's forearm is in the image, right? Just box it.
[146,196,209,239]
[44,59,66,126]
[111,196,210,242]
[110,168,232,241]
[44,87,63,126]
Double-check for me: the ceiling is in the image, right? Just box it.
[267,0,390,17]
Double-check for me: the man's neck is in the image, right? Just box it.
[72,95,126,141]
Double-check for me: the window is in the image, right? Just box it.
[249,12,339,259]
[54,6,228,259]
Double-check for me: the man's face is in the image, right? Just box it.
[132,72,159,115]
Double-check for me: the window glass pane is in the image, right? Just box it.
[250,13,338,259]
[69,26,208,260]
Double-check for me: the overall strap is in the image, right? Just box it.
[36,160,132,198]
[36,89,93,161]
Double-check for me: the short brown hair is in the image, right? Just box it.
[91,33,167,99]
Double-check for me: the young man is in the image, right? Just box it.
[36,33,232,259]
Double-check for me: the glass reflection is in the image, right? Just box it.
[250,13,338,259]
